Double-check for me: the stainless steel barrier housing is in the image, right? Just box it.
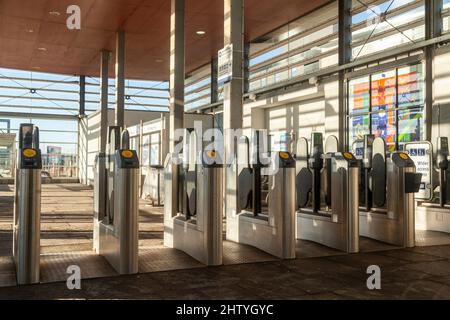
[13,123,42,285]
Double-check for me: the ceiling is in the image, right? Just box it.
[0,0,332,80]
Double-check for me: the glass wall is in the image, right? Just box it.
[247,1,339,92]
[443,0,450,33]
[351,0,425,61]
[0,66,170,179]
[85,77,169,114]
[141,132,161,166]
[347,64,424,151]
[184,64,211,111]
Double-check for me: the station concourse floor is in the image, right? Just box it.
[1,183,450,299]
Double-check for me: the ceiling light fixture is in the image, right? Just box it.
[196,30,206,35]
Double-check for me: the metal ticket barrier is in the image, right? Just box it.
[163,129,223,265]
[409,137,450,235]
[356,135,421,247]
[94,126,139,274]
[296,133,359,253]
[225,130,296,259]
[13,123,42,285]
[436,137,449,207]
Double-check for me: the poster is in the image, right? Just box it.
[47,146,62,165]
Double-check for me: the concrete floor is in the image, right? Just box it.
[1,183,450,299]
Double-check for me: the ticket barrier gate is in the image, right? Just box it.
[225,130,296,259]
[94,126,139,274]
[296,133,359,253]
[163,129,223,265]
[412,137,450,234]
[13,124,42,285]
[354,135,421,247]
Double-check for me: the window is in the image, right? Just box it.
[351,0,425,61]
[347,64,424,151]
[150,132,161,166]
[141,132,161,166]
[185,64,211,111]
[443,0,450,33]
[248,1,339,92]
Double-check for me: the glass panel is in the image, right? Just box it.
[351,0,425,60]
[371,70,396,112]
[352,0,418,24]
[398,64,424,109]
[248,2,338,92]
[444,0,450,9]
[150,133,160,166]
[371,110,397,151]
[398,107,423,145]
[142,135,150,166]
[349,114,370,145]
[349,76,370,114]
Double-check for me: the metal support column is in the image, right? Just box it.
[223,0,244,241]
[244,43,250,94]
[115,30,125,128]
[425,0,443,141]
[211,57,218,104]
[169,0,185,214]
[338,0,352,150]
[100,50,110,155]
[79,75,86,117]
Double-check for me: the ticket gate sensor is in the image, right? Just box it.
[413,137,450,235]
[94,127,139,274]
[356,136,421,247]
[13,123,42,285]
[225,130,296,259]
[296,133,359,253]
[164,129,223,265]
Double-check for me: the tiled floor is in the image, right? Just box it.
[2,183,450,299]
[2,245,450,299]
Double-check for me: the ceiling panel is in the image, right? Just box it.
[0,0,333,80]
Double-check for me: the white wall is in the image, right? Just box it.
[243,77,340,153]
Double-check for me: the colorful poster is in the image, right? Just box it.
[47,146,62,165]
[348,67,424,151]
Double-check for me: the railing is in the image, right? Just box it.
[42,163,78,178]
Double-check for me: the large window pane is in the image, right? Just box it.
[347,63,424,152]
[398,108,423,145]
[349,114,370,145]
[349,76,370,114]
[150,132,160,166]
[142,135,150,166]
[371,111,397,151]
[351,0,425,60]
[372,70,396,112]
[248,1,338,92]
[398,64,424,108]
